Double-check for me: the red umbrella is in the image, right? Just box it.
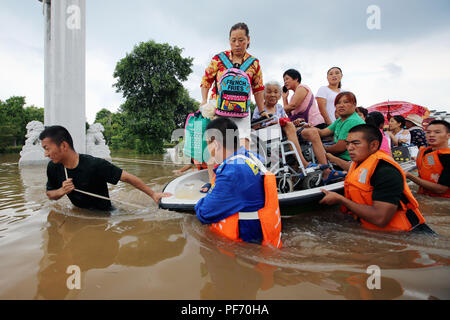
[367,101,430,124]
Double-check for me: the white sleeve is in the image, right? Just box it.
[279,105,288,118]
[403,131,411,144]
[252,108,261,120]
[316,86,327,99]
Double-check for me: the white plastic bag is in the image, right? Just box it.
[199,100,218,120]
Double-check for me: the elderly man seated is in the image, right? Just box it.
[301,91,365,184]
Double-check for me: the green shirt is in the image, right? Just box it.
[327,112,365,160]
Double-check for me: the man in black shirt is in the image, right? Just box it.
[40,126,171,211]
[319,124,429,232]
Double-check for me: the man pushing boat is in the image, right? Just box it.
[406,120,450,198]
[320,124,433,233]
[195,118,282,247]
[40,125,171,211]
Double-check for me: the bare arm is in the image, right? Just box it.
[283,86,308,113]
[46,188,65,201]
[320,190,398,228]
[201,87,210,106]
[387,131,403,146]
[46,179,75,200]
[324,139,347,155]
[318,127,333,138]
[120,171,172,204]
[254,90,265,113]
[316,97,332,126]
[326,153,351,171]
[406,172,449,194]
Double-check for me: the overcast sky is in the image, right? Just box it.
[1,0,449,123]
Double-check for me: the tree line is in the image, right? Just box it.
[1,40,199,154]
[0,96,44,152]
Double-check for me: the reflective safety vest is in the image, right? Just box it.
[342,150,426,231]
[209,154,282,248]
[416,146,450,198]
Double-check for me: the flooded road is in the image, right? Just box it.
[0,153,449,300]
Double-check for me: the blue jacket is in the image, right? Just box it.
[195,147,266,243]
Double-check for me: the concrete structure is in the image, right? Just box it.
[20,0,111,165]
[86,123,112,161]
[42,0,86,153]
[18,121,48,166]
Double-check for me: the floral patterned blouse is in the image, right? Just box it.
[200,50,264,100]
[409,127,428,148]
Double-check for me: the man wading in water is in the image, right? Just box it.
[320,124,433,233]
[41,125,171,211]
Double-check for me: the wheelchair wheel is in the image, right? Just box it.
[278,177,294,194]
[301,172,322,189]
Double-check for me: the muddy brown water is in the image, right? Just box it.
[0,153,449,300]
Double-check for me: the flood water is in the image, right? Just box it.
[0,152,449,300]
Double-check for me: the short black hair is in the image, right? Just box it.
[229,22,249,37]
[366,111,386,129]
[348,124,383,150]
[356,106,368,119]
[205,118,239,151]
[283,69,302,83]
[391,115,406,128]
[427,119,450,133]
[39,125,75,150]
[229,22,250,48]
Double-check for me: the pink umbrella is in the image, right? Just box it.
[367,101,430,124]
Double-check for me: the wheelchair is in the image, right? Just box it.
[250,116,331,193]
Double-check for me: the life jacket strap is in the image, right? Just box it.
[227,153,268,174]
[238,211,259,220]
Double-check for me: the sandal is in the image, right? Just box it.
[200,183,212,193]
[306,163,318,169]
[323,169,347,185]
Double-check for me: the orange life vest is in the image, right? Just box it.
[342,150,426,232]
[416,146,450,198]
[209,155,282,248]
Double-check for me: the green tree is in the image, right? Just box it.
[174,88,200,129]
[93,107,138,150]
[94,108,113,144]
[23,106,44,127]
[248,100,257,116]
[0,96,26,146]
[0,96,44,151]
[113,40,193,154]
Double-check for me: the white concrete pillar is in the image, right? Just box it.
[43,0,86,153]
